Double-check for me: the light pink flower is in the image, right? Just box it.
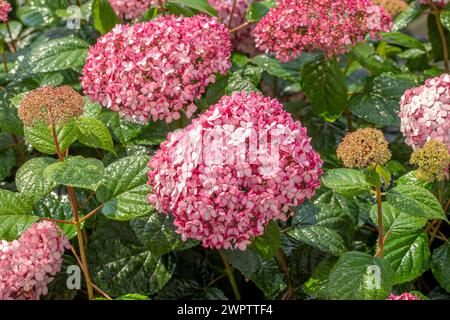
[108,0,158,20]
[253,0,392,62]
[0,221,70,300]
[0,0,11,22]
[147,91,323,250]
[82,15,231,124]
[208,0,257,56]
[389,292,420,300]
[399,73,450,151]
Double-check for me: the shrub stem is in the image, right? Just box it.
[375,186,384,257]
[218,251,241,300]
[431,4,449,72]
[51,124,94,300]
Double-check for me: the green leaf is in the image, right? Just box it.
[44,156,105,191]
[102,184,154,220]
[392,2,421,31]
[92,0,122,35]
[0,189,33,215]
[0,97,23,135]
[15,157,59,204]
[431,241,450,293]
[381,32,426,52]
[24,121,77,155]
[349,42,398,75]
[326,251,395,300]
[300,57,347,122]
[251,221,281,260]
[349,73,416,126]
[76,117,115,153]
[251,54,298,82]
[382,231,430,284]
[246,0,275,22]
[396,171,434,190]
[223,249,286,299]
[287,225,347,256]
[369,202,428,235]
[0,214,39,241]
[17,37,89,75]
[87,221,175,296]
[131,214,187,257]
[387,185,447,221]
[225,65,262,94]
[17,5,58,27]
[167,0,217,16]
[440,11,450,32]
[0,149,16,181]
[96,155,150,202]
[428,13,450,62]
[321,169,369,196]
[304,258,337,299]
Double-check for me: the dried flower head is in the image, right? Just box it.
[410,140,450,182]
[208,0,257,56]
[0,221,70,300]
[82,15,231,124]
[253,0,392,62]
[337,128,392,168]
[399,73,450,151]
[148,91,323,251]
[18,86,84,127]
[108,0,158,20]
[372,0,408,16]
[0,0,11,22]
[388,292,420,300]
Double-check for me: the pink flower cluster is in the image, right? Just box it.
[82,15,231,124]
[108,0,158,20]
[399,73,450,151]
[253,0,392,62]
[389,292,420,300]
[0,222,69,300]
[0,0,11,22]
[208,0,257,56]
[147,91,323,250]
[420,0,449,7]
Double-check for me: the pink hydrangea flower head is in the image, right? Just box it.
[82,15,231,124]
[0,0,11,22]
[253,0,392,62]
[208,0,257,56]
[389,292,420,300]
[0,221,70,300]
[419,0,449,7]
[399,73,450,151]
[108,0,158,20]
[147,91,323,250]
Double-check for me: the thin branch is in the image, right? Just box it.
[40,217,75,225]
[228,0,238,28]
[79,192,96,210]
[80,204,104,223]
[230,22,251,33]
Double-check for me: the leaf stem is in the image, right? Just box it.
[40,217,75,225]
[5,21,16,52]
[12,134,25,165]
[158,0,166,16]
[230,21,251,33]
[228,0,238,28]
[375,186,384,257]
[218,250,241,300]
[431,4,449,72]
[80,204,104,223]
[277,249,294,300]
[343,108,353,132]
[51,124,94,300]
[1,51,8,73]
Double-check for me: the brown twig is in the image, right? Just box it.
[343,108,353,132]
[230,22,251,33]
[218,251,241,300]
[431,3,449,72]
[228,0,238,28]
[80,204,104,223]
[158,0,166,16]
[277,249,294,300]
[375,186,384,257]
[5,21,16,52]
[1,51,8,73]
[40,217,75,225]
[79,192,96,210]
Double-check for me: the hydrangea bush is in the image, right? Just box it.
[0,0,449,302]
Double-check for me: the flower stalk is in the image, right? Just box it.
[218,251,241,300]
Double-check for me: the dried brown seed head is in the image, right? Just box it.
[18,86,84,127]
[410,140,450,182]
[337,128,392,168]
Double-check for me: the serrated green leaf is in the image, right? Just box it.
[369,202,428,235]
[87,221,175,296]
[44,156,105,191]
[0,149,16,181]
[321,169,368,196]
[387,185,447,221]
[251,221,281,260]
[300,57,347,122]
[392,2,421,31]
[381,32,426,52]
[24,121,77,155]
[223,249,286,299]
[431,241,450,293]
[251,54,298,82]
[304,258,337,299]
[0,214,39,241]
[349,73,416,126]
[92,0,122,35]
[0,189,33,216]
[327,251,395,300]
[382,231,430,284]
[396,171,434,190]
[15,157,59,204]
[168,0,216,16]
[287,225,347,256]
[246,0,275,22]
[76,117,115,153]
